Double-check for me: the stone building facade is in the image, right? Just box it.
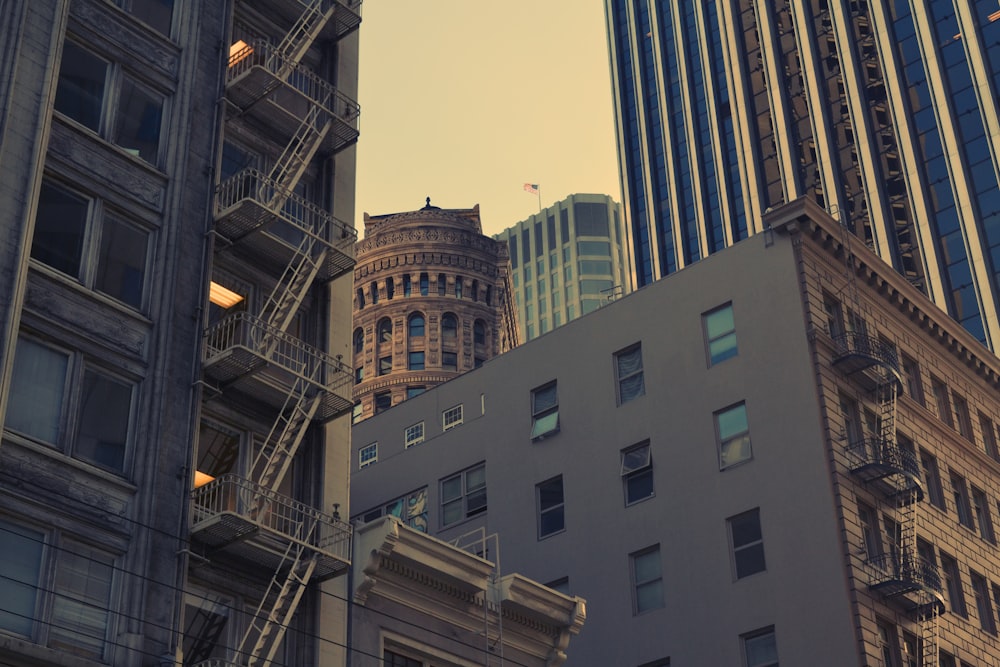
[352,201,518,422]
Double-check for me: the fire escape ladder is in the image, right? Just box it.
[239,537,321,667]
[919,601,939,667]
[266,105,331,210]
[259,232,326,334]
[271,0,336,76]
[252,380,323,495]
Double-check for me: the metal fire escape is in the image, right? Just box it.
[831,221,943,667]
[451,528,505,666]
[189,1,361,665]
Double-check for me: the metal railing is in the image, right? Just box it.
[867,553,942,594]
[846,436,921,479]
[204,311,352,391]
[191,474,352,561]
[215,167,356,250]
[832,331,901,375]
[227,39,360,126]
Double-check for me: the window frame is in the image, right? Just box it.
[940,552,967,617]
[530,381,559,440]
[614,343,645,405]
[536,475,566,539]
[442,404,463,431]
[741,626,778,667]
[621,441,654,505]
[971,570,996,634]
[716,402,752,469]
[404,422,425,448]
[729,508,766,579]
[950,471,974,530]
[703,302,738,365]
[359,442,377,469]
[440,463,486,527]
[629,545,664,615]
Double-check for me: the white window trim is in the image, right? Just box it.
[442,404,463,431]
[404,421,425,448]
[359,442,377,469]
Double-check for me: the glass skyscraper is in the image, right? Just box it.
[606,0,1000,350]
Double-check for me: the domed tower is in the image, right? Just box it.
[352,200,518,421]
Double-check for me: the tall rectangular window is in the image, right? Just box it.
[876,619,901,667]
[55,42,108,132]
[920,449,946,510]
[857,502,883,560]
[441,464,486,526]
[49,542,114,660]
[930,376,952,426]
[971,570,996,634]
[6,337,69,444]
[900,353,924,405]
[374,391,391,414]
[530,382,559,439]
[741,627,778,667]
[359,442,377,469]
[0,520,44,636]
[716,402,752,469]
[940,553,966,617]
[537,475,565,538]
[407,351,424,370]
[972,486,994,542]
[980,412,1000,461]
[950,471,974,529]
[953,393,973,441]
[630,546,663,614]
[621,441,654,505]
[703,303,738,365]
[442,404,463,430]
[442,351,458,371]
[729,509,766,579]
[614,343,645,404]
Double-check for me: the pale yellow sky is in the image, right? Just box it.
[354,0,622,237]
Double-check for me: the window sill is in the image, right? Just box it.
[0,632,108,667]
[531,428,560,442]
[2,431,137,494]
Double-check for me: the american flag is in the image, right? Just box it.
[523,183,539,195]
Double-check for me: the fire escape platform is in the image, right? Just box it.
[831,332,903,390]
[215,169,356,282]
[191,475,351,581]
[226,42,360,156]
[251,0,362,42]
[203,313,353,421]
[867,554,946,613]
[846,438,924,503]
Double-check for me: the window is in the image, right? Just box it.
[351,401,362,424]
[902,631,920,667]
[353,328,364,354]
[622,441,654,505]
[920,449,946,510]
[378,318,393,345]
[402,274,411,297]
[441,464,486,526]
[972,486,994,542]
[442,404,463,430]
[971,570,996,634]
[404,422,425,448]
[356,287,364,308]
[6,336,134,473]
[441,313,458,338]
[729,509,766,579]
[354,366,363,384]
[953,393,973,440]
[55,41,164,164]
[385,649,422,667]
[361,488,428,533]
[408,313,425,338]
[374,391,391,414]
[419,272,429,296]
[370,281,378,305]
[704,303,738,365]
[454,276,463,298]
[857,502,883,560]
[979,412,1000,461]
[378,356,392,375]
[823,292,845,339]
[900,353,924,405]
[0,521,116,660]
[442,351,458,371]
[615,343,645,404]
[530,382,559,440]
[359,442,377,469]
[930,376,952,426]
[437,273,446,296]
[940,553,966,617]
[876,619,901,667]
[385,277,395,299]
[537,475,565,538]
[742,627,778,667]
[474,320,486,345]
[406,386,425,399]
[32,180,150,309]
[950,471,974,529]
[116,0,174,36]
[408,351,424,370]
[716,402,752,469]
[630,546,664,614]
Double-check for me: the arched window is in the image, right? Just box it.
[353,327,364,354]
[378,318,393,345]
[474,320,486,346]
[370,282,379,305]
[403,275,412,297]
[455,276,463,299]
[356,288,365,309]
[471,280,479,302]
[386,277,395,300]
[408,313,425,338]
[420,272,429,296]
[438,273,447,296]
[442,313,458,338]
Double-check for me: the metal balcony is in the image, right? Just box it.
[203,312,353,421]
[215,169,356,281]
[191,474,351,580]
[866,553,945,612]
[248,0,362,42]
[846,437,924,503]
[226,40,360,155]
[831,331,903,389]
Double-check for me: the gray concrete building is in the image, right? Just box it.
[606,1,1000,351]
[494,194,628,341]
[0,0,360,665]
[352,198,1000,665]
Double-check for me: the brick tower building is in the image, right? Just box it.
[352,200,518,423]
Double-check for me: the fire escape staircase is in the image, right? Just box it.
[190,2,358,665]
